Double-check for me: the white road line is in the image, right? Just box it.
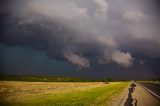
[136,82,160,100]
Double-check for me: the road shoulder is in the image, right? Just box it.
[121,82,160,106]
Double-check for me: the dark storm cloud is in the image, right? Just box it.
[107,0,160,58]
[0,0,159,69]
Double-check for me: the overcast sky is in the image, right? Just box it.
[0,0,160,80]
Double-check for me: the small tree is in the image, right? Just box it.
[107,78,112,82]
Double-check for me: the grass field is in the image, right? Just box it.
[0,81,129,106]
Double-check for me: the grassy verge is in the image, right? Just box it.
[139,81,160,84]
[0,81,129,106]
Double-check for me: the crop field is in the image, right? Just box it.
[0,81,129,106]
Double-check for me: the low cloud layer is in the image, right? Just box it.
[122,10,146,22]
[64,51,90,69]
[0,0,159,69]
[98,50,134,67]
[111,51,134,67]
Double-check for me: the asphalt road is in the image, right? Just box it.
[138,82,160,99]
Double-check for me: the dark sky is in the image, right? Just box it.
[0,0,160,80]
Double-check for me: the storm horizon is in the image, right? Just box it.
[0,0,160,80]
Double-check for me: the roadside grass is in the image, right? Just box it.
[139,81,160,84]
[0,81,129,106]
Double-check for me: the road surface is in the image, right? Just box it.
[120,82,160,106]
[138,82,160,99]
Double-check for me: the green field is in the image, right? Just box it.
[0,81,129,106]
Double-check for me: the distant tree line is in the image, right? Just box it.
[0,74,132,82]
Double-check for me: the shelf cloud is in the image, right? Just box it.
[0,0,160,69]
